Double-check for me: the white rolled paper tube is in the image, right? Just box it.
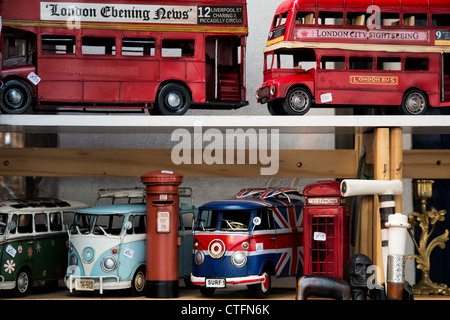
[385,213,411,255]
[340,179,403,197]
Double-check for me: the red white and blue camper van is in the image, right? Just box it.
[191,188,304,298]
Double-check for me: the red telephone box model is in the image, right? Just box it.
[303,181,350,278]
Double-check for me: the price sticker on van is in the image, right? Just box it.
[6,245,16,257]
[313,232,326,241]
[157,211,170,233]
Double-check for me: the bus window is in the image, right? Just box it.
[349,57,373,70]
[18,214,32,233]
[296,11,315,25]
[279,12,288,26]
[346,12,369,26]
[318,12,343,25]
[82,37,116,55]
[432,14,450,27]
[35,213,48,232]
[321,56,345,70]
[405,58,429,71]
[122,38,155,56]
[162,39,195,57]
[49,212,63,231]
[2,29,35,68]
[403,13,427,26]
[272,49,315,70]
[42,35,75,54]
[377,57,401,71]
[381,12,400,26]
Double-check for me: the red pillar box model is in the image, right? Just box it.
[303,181,350,278]
[141,170,183,298]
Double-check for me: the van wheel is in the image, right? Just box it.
[401,90,428,115]
[14,269,31,296]
[0,80,34,114]
[282,87,311,115]
[249,269,271,298]
[200,287,215,297]
[130,268,146,296]
[155,83,190,115]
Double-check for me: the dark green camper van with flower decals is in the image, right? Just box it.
[0,198,87,296]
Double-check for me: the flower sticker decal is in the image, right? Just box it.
[4,260,15,274]
[36,241,42,253]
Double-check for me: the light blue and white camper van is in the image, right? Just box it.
[65,188,197,295]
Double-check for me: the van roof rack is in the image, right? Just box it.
[96,188,145,205]
[96,187,194,205]
[234,188,302,202]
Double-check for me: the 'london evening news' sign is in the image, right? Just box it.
[40,2,244,25]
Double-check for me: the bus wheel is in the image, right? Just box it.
[282,87,311,115]
[14,269,31,296]
[267,101,286,115]
[249,269,271,298]
[156,83,191,115]
[401,90,428,115]
[130,267,146,296]
[200,287,215,297]
[0,80,34,114]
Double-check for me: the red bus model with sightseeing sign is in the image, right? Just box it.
[256,0,450,115]
[0,0,248,114]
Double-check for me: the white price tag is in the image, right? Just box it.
[313,232,327,241]
[27,72,41,85]
[123,248,135,259]
[320,93,332,103]
[6,244,16,257]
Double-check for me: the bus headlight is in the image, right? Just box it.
[256,90,260,100]
[101,256,117,272]
[194,250,205,266]
[231,252,247,268]
[270,85,277,96]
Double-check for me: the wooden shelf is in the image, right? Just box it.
[0,115,449,178]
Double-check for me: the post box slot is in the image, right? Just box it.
[152,200,175,205]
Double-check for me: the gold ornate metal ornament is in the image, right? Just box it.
[407,180,450,295]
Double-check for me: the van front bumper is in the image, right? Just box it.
[65,274,130,294]
[190,273,266,287]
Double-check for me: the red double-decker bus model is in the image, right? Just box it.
[256,0,450,115]
[0,0,248,115]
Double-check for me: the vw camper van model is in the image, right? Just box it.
[65,188,197,295]
[0,198,88,296]
[191,188,304,298]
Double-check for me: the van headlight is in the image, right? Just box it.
[194,250,205,266]
[69,254,78,266]
[101,256,117,272]
[231,252,247,268]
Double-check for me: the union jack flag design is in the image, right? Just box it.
[275,245,304,277]
[271,199,303,230]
